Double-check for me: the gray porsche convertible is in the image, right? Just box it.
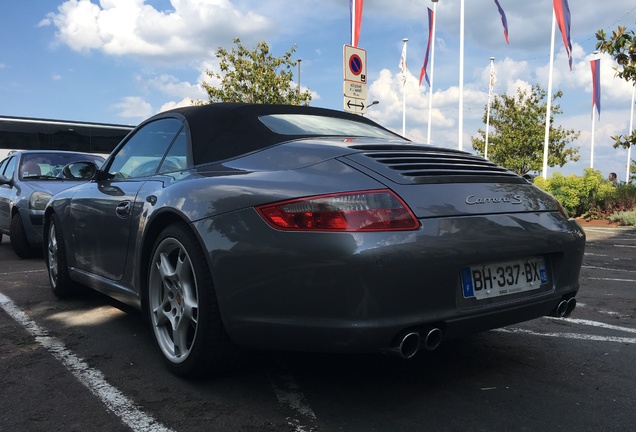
[43,103,585,377]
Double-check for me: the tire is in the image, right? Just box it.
[147,223,239,377]
[46,214,77,298]
[10,213,33,259]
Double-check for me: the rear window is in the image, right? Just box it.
[259,114,402,140]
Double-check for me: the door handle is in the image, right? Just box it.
[116,200,131,218]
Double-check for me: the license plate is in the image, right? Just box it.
[461,257,547,300]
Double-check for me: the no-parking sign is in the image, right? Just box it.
[343,45,367,84]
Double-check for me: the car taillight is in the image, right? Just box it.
[256,189,420,232]
[547,194,570,219]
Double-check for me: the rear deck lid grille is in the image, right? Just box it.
[344,145,523,184]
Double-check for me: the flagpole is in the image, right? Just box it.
[628,85,635,184]
[542,11,556,179]
[427,0,438,144]
[402,38,408,136]
[485,57,495,160]
[590,53,601,169]
[458,0,465,150]
[590,108,596,169]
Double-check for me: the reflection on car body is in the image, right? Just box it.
[43,103,585,377]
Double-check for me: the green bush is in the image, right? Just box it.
[533,169,616,218]
[609,211,636,226]
[604,184,636,213]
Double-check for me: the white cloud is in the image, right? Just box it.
[112,96,153,118]
[159,98,196,113]
[41,0,275,60]
[145,74,207,100]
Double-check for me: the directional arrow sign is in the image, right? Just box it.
[344,97,366,114]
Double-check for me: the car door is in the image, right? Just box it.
[0,156,17,232]
[69,118,184,281]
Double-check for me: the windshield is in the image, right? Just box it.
[259,114,404,140]
[20,152,104,180]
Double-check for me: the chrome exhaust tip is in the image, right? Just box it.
[398,332,421,359]
[554,300,569,317]
[564,298,576,318]
[387,331,421,359]
[423,328,443,351]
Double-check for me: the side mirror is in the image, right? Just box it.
[62,161,98,180]
[0,175,12,186]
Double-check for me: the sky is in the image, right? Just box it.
[1,0,635,181]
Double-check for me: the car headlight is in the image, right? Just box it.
[30,191,53,210]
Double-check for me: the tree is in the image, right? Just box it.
[471,84,580,176]
[596,26,636,150]
[201,38,312,106]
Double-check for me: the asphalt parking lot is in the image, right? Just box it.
[0,225,635,432]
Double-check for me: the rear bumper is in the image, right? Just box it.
[197,210,585,353]
[221,289,579,353]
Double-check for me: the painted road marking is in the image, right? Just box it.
[1,289,319,432]
[578,303,631,318]
[583,265,636,273]
[0,292,175,432]
[0,269,47,276]
[265,356,317,432]
[497,327,636,344]
[499,316,636,344]
[588,277,636,282]
[547,317,636,333]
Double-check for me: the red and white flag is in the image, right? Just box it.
[350,0,364,47]
[399,41,407,75]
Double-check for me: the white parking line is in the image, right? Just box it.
[265,356,317,432]
[0,292,175,432]
[583,265,636,273]
[497,327,636,344]
[545,317,636,334]
[583,227,636,232]
[588,277,636,283]
[498,316,636,344]
[0,269,47,276]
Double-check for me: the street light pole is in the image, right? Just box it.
[297,59,302,104]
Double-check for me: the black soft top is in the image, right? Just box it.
[152,103,403,165]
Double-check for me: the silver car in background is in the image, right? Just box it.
[43,103,585,377]
[0,150,104,258]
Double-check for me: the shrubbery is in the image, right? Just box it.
[533,169,636,225]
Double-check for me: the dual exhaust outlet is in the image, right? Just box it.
[553,297,577,318]
[389,297,576,359]
[388,328,443,359]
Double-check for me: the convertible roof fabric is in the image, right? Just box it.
[150,103,401,165]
